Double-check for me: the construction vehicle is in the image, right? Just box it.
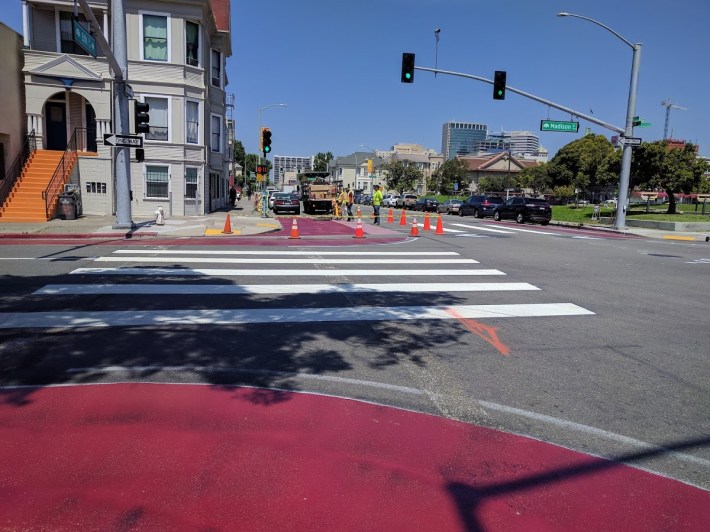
[301,171,337,215]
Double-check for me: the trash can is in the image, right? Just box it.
[59,192,77,220]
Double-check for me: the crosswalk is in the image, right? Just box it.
[0,249,595,329]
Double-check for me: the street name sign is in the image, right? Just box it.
[619,136,642,147]
[72,18,97,58]
[103,134,144,148]
[540,120,579,133]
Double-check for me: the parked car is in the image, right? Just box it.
[360,194,372,205]
[396,194,418,209]
[437,198,463,215]
[383,194,400,208]
[413,197,439,212]
[493,197,552,225]
[459,194,504,218]
[271,192,301,215]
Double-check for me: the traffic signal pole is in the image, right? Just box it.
[414,65,624,135]
[76,0,134,228]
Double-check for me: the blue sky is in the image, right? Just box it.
[3,0,708,159]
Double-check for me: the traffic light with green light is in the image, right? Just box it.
[493,70,506,100]
[401,53,415,83]
[261,128,272,157]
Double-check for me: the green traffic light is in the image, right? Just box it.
[264,146,271,153]
[405,72,411,80]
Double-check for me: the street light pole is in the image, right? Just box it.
[257,103,287,217]
[558,12,642,230]
[360,144,377,192]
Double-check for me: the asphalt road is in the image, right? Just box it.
[1,218,708,492]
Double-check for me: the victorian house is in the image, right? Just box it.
[1,0,231,221]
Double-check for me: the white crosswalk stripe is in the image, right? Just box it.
[2,249,595,329]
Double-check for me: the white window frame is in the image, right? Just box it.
[185,20,201,67]
[144,164,171,200]
[210,113,223,153]
[139,10,171,62]
[185,166,199,198]
[210,48,223,88]
[185,98,201,145]
[142,95,172,143]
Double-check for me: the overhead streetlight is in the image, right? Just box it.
[557,12,641,230]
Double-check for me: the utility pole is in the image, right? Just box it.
[76,0,133,229]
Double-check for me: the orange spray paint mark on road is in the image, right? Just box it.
[445,308,510,356]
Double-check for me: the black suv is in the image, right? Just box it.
[459,194,504,218]
[493,197,552,225]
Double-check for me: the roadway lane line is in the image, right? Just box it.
[0,303,594,329]
[34,282,541,295]
[69,268,507,277]
[112,250,462,256]
[93,257,480,265]
[478,400,710,469]
[63,366,425,396]
[450,223,515,234]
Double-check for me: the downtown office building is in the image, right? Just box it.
[441,121,488,160]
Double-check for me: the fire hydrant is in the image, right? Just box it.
[154,206,165,225]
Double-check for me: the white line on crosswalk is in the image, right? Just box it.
[483,224,557,235]
[112,250,462,256]
[69,268,507,277]
[94,256,479,265]
[34,282,540,295]
[450,223,515,234]
[0,303,594,329]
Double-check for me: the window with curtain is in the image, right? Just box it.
[143,14,168,61]
[145,97,168,141]
[185,167,198,198]
[145,165,169,199]
[186,21,199,66]
[211,115,222,152]
[186,101,199,144]
[211,49,222,87]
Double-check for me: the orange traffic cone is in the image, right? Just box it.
[289,218,301,239]
[222,214,233,234]
[353,217,366,238]
[356,206,362,219]
[423,211,431,231]
[387,208,394,223]
[409,217,420,237]
[399,209,407,226]
[435,213,445,235]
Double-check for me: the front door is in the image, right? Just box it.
[85,104,97,152]
[46,102,67,151]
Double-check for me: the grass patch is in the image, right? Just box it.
[552,204,710,223]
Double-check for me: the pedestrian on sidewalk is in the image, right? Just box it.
[229,186,237,206]
[372,184,383,225]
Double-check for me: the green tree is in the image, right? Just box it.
[632,141,707,214]
[516,163,552,194]
[428,158,468,195]
[313,151,334,171]
[547,134,618,192]
[233,140,246,172]
[477,176,508,193]
[382,160,423,194]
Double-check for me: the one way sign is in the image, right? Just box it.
[103,134,143,148]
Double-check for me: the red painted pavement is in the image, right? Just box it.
[0,384,706,530]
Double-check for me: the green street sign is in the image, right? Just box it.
[73,18,97,58]
[540,120,579,133]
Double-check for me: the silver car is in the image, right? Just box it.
[437,198,463,215]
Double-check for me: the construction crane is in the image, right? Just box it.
[661,99,687,139]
